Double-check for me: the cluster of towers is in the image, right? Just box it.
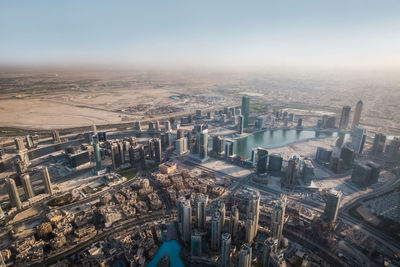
[6,167,53,211]
[177,190,288,266]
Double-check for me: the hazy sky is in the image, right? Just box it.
[1,0,399,69]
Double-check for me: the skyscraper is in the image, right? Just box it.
[218,201,226,228]
[339,106,351,129]
[238,115,244,134]
[284,158,297,187]
[164,121,171,132]
[221,233,231,267]
[323,189,342,224]
[92,135,102,170]
[257,148,268,174]
[196,196,207,231]
[270,194,287,246]
[191,233,202,256]
[21,173,35,199]
[111,143,121,170]
[241,95,250,128]
[352,126,366,154]
[262,238,278,267]
[211,211,222,250]
[42,167,53,195]
[199,129,208,159]
[14,137,26,152]
[52,130,61,144]
[6,178,22,210]
[238,244,252,267]
[372,133,386,156]
[229,205,239,240]
[212,136,224,156]
[246,190,260,242]
[351,100,363,130]
[178,198,192,243]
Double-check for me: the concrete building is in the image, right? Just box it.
[386,137,400,161]
[352,100,363,130]
[175,137,188,155]
[212,136,224,156]
[42,167,53,195]
[246,190,260,243]
[302,160,314,186]
[339,106,351,129]
[352,126,366,154]
[199,130,208,160]
[340,145,355,169]
[225,140,234,158]
[255,117,264,130]
[351,161,380,187]
[164,121,171,132]
[135,121,142,132]
[238,115,244,134]
[14,137,26,152]
[316,147,332,162]
[21,173,35,199]
[229,205,239,240]
[257,148,268,174]
[196,196,207,231]
[211,212,222,250]
[241,96,250,128]
[178,198,192,243]
[92,135,102,171]
[268,154,283,172]
[323,189,342,224]
[52,130,61,144]
[283,158,297,187]
[221,233,231,267]
[238,244,252,267]
[218,201,226,228]
[245,216,256,243]
[270,194,287,246]
[191,234,202,256]
[111,143,121,170]
[296,118,303,129]
[372,133,386,156]
[262,238,279,267]
[6,178,22,210]
[25,135,35,149]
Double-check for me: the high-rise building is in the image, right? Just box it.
[339,106,351,129]
[175,137,188,155]
[245,216,255,243]
[92,135,102,171]
[6,178,22,210]
[351,161,380,187]
[302,160,314,186]
[238,244,252,267]
[238,115,244,134]
[97,131,107,142]
[155,121,160,131]
[14,137,26,152]
[25,135,35,149]
[221,233,231,267]
[178,198,192,243]
[218,201,226,228]
[255,117,264,130]
[316,147,332,162]
[164,121,171,132]
[284,158,297,187]
[262,238,279,267]
[229,205,239,240]
[135,121,142,132]
[323,189,342,224]
[386,137,400,161]
[153,138,162,162]
[177,129,185,139]
[199,130,208,159]
[340,145,355,169]
[257,148,268,174]
[352,126,366,154]
[351,100,363,130]
[211,211,222,250]
[148,121,154,131]
[21,173,35,199]
[296,118,303,129]
[196,196,207,231]
[246,190,260,243]
[372,133,386,156]
[268,154,283,172]
[191,233,202,256]
[111,143,121,170]
[42,167,53,195]
[52,130,61,144]
[270,194,287,246]
[212,136,224,156]
[241,96,250,128]
[225,140,234,158]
